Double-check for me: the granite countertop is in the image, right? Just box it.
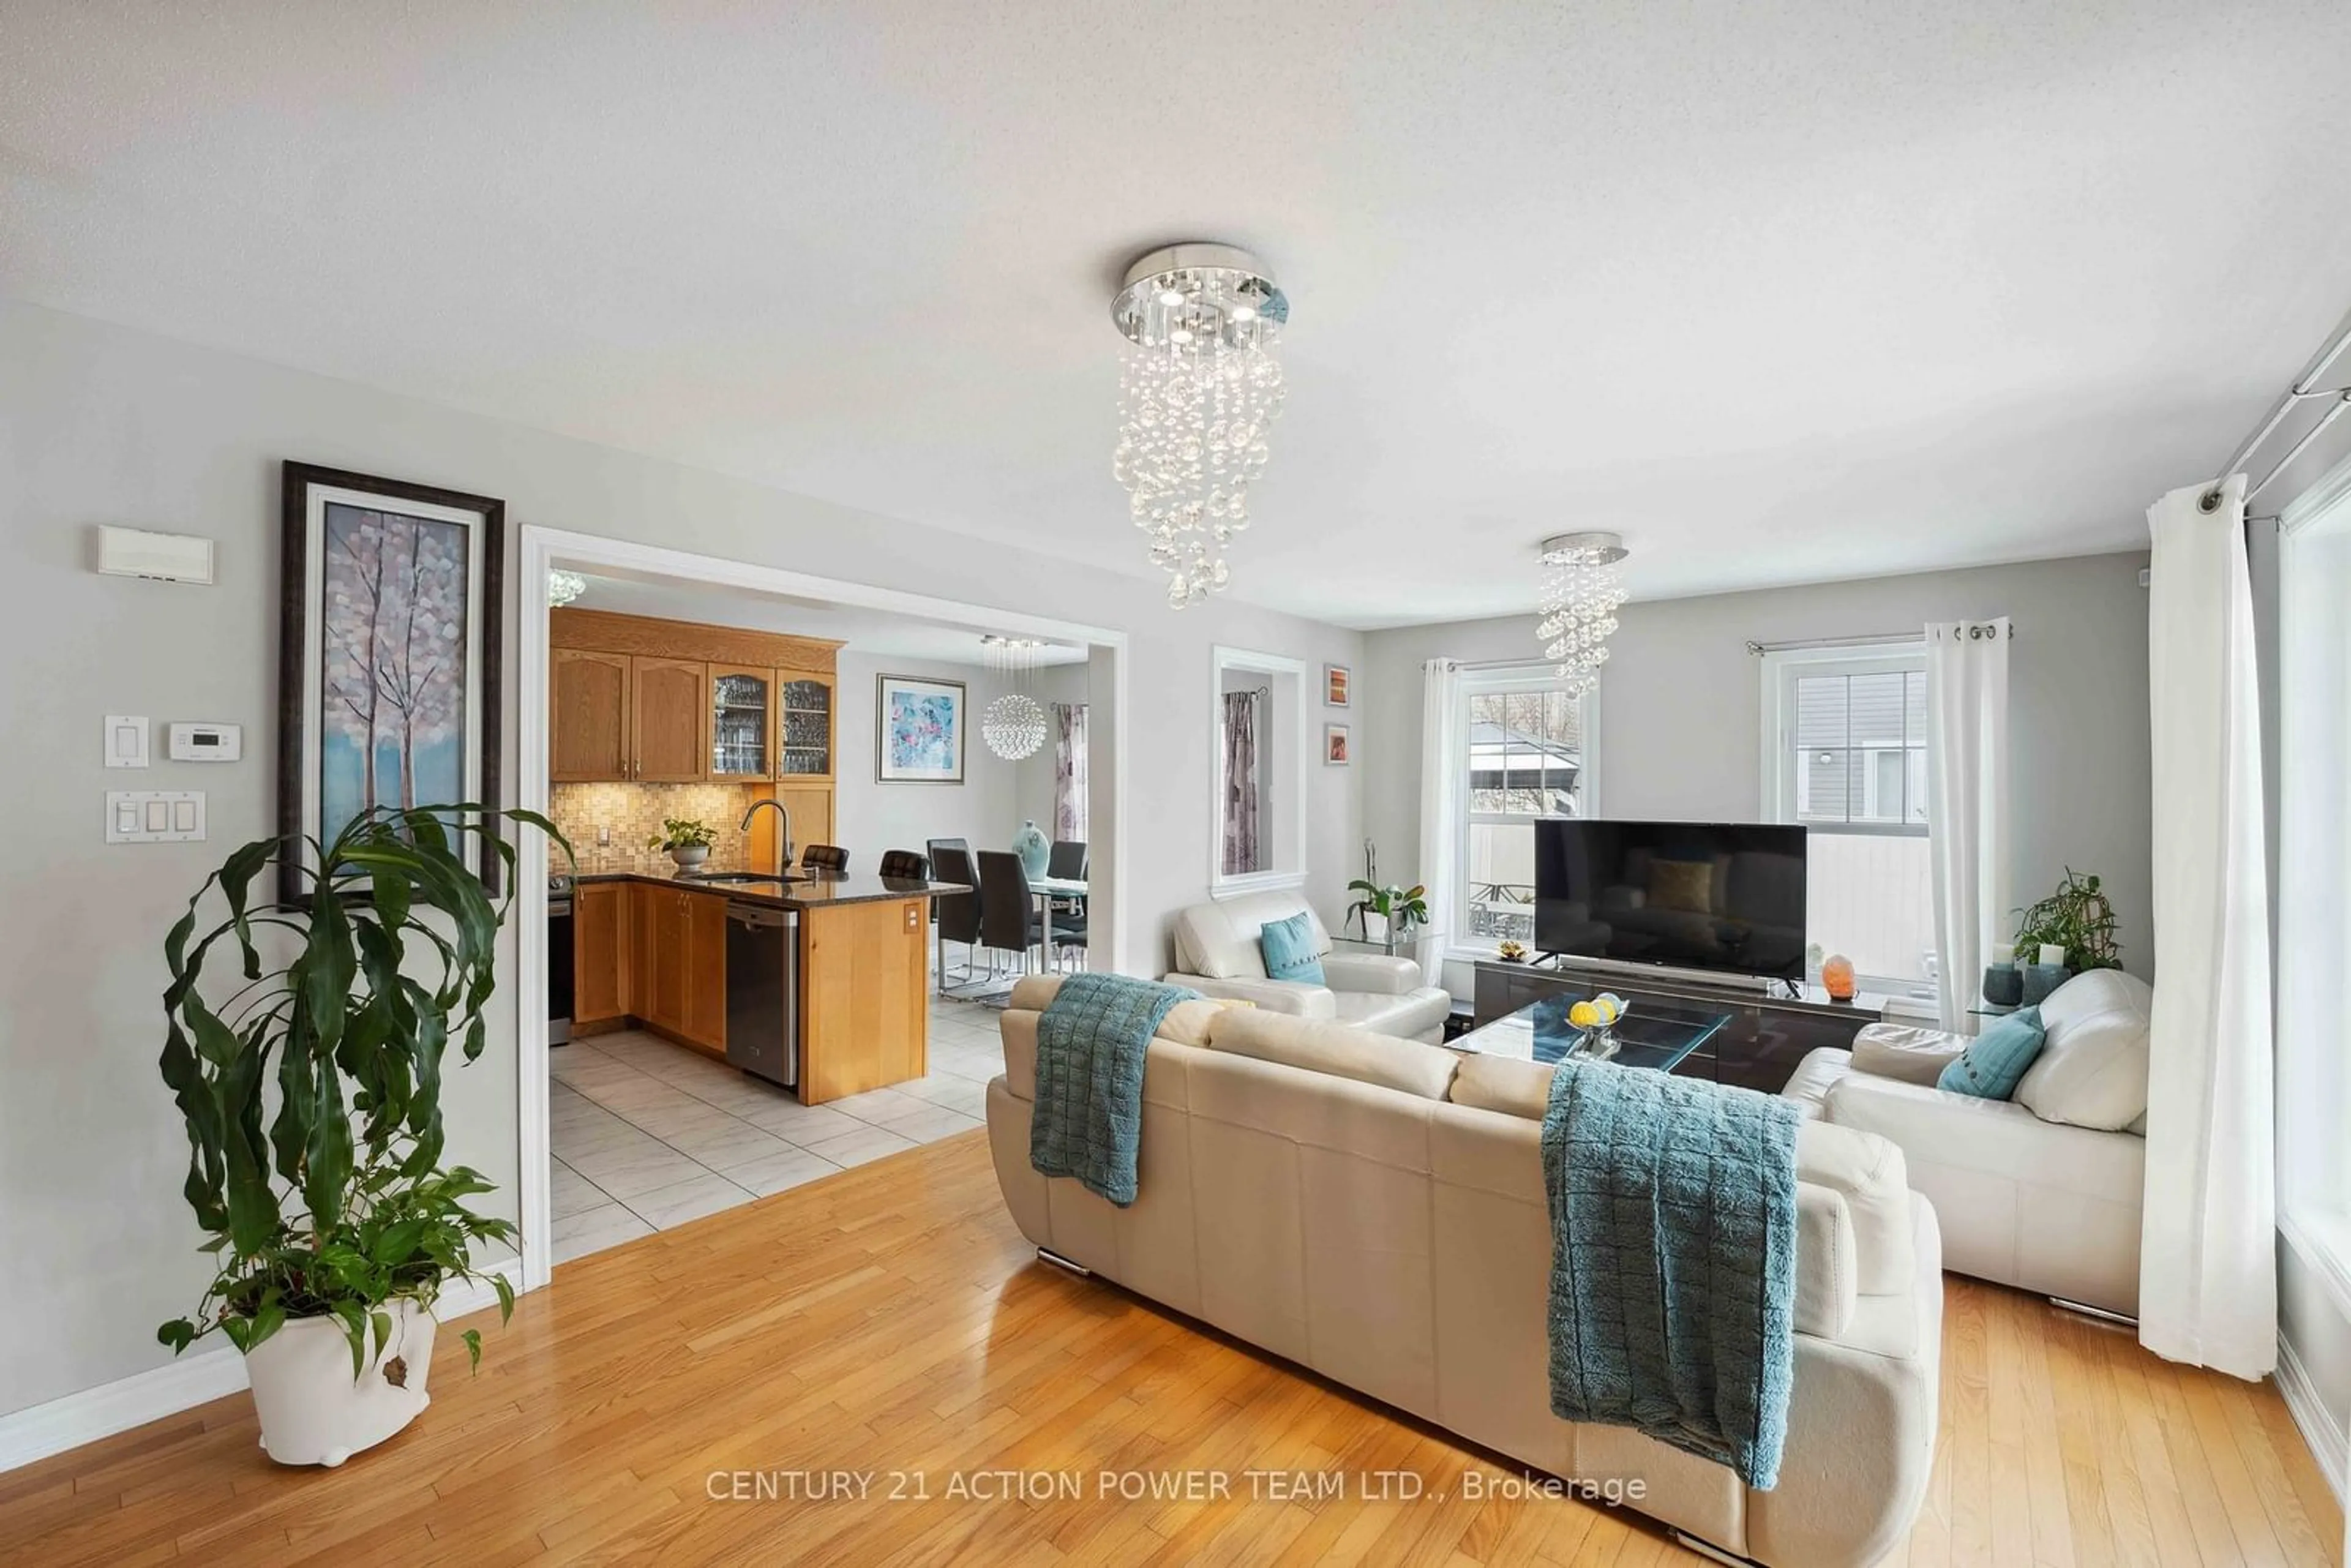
[574,870,970,910]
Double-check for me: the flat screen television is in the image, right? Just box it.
[1532,820,1808,981]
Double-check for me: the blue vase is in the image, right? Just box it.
[1013,820,1051,880]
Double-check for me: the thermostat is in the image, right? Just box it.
[168,722,242,762]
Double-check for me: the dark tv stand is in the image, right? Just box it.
[1472,957,1888,1094]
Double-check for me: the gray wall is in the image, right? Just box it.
[832,651,1017,862]
[1360,551,2156,980]
[0,299,1362,1418]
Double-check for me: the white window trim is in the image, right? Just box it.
[1445,663,1599,962]
[1759,640,1937,1000]
[1209,645,1311,898]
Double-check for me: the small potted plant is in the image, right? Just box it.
[648,817,717,871]
[157,805,566,1466]
[1344,879,1431,957]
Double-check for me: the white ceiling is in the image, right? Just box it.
[556,569,1089,668]
[9,2,2351,626]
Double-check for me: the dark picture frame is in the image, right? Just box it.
[278,462,506,902]
[876,673,967,783]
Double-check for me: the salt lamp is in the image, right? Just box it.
[1821,954,1857,1002]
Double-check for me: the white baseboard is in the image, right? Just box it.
[0,1259,525,1474]
[2277,1331,2349,1506]
[0,1343,249,1474]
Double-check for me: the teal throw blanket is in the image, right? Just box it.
[1028,973,1199,1208]
[1540,1058,1804,1490]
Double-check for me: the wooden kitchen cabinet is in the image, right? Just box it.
[550,650,632,781]
[798,898,926,1102]
[682,893,729,1052]
[572,882,631,1027]
[631,657,709,783]
[630,883,728,1056]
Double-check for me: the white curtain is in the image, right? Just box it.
[1419,659,1464,937]
[1924,618,2011,1032]
[1052,703,1088,842]
[2141,474,2276,1379]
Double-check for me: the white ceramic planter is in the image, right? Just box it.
[669,844,710,871]
[243,1298,436,1467]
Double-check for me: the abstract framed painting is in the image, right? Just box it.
[1324,663,1351,708]
[876,674,966,783]
[278,461,505,901]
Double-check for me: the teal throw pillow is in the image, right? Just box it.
[1936,1006,2047,1100]
[1259,912,1325,985]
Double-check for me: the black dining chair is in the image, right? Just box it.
[800,844,849,874]
[879,849,931,880]
[929,844,985,992]
[1046,840,1087,880]
[975,850,1046,976]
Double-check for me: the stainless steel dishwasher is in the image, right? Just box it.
[724,901,800,1088]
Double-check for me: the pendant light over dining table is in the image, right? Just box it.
[1111,242,1288,608]
[980,634,1049,760]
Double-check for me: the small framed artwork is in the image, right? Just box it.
[278,461,505,901]
[1325,723,1352,765]
[1324,663,1351,707]
[877,674,967,783]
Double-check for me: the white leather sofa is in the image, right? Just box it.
[1780,967,2152,1318]
[1163,890,1452,1043]
[987,975,1943,1568]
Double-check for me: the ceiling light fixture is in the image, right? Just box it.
[1535,532,1629,697]
[1111,242,1288,609]
[980,634,1050,760]
[547,568,588,607]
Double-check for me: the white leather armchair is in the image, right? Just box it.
[1780,969,2153,1317]
[1164,890,1452,1043]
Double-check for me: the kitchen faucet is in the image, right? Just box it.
[740,798,793,880]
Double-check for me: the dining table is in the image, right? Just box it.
[1030,874,1088,964]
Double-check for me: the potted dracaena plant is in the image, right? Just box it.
[157,804,566,1468]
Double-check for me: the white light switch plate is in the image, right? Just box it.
[107,790,205,843]
[104,715,149,768]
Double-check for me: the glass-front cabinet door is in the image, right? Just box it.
[778,672,834,779]
[709,666,774,778]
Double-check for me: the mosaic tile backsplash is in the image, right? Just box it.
[549,782,771,874]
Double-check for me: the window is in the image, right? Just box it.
[2278,487,2351,1275]
[1210,647,1307,893]
[1762,647,1937,994]
[1458,669,1593,945]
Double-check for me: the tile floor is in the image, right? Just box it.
[548,991,1010,1263]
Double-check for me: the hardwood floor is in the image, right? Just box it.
[2,1131,2339,1566]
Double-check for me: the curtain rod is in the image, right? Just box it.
[2205,303,2351,510]
[1745,626,2014,656]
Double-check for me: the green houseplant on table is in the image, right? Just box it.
[1344,880,1431,957]
[157,804,565,1467]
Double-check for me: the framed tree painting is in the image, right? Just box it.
[877,674,966,783]
[279,462,506,900]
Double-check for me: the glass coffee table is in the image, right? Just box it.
[1452,991,1733,1073]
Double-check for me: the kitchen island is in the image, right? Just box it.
[567,870,969,1105]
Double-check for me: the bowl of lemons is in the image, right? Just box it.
[1564,993,1628,1059]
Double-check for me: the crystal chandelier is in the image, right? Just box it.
[980,635,1049,760]
[1111,243,1288,608]
[547,568,587,607]
[1535,533,1629,697]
